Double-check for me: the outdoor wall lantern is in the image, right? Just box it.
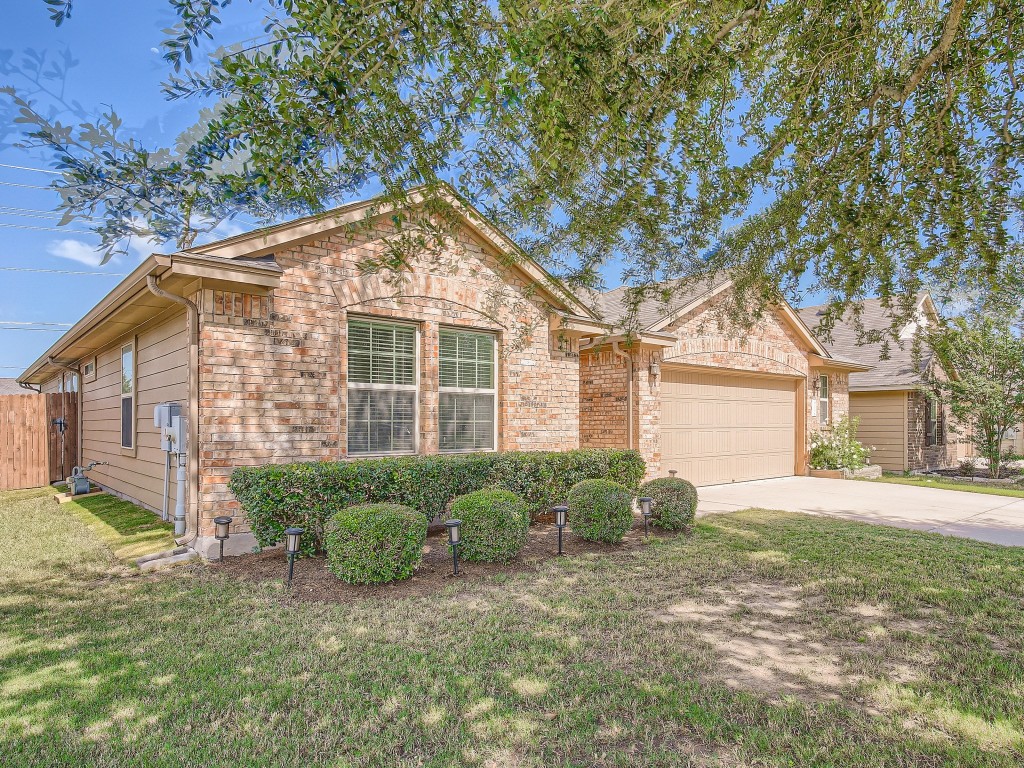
[284,526,304,588]
[639,497,654,538]
[213,516,232,561]
[553,505,568,556]
[649,362,660,379]
[445,519,463,576]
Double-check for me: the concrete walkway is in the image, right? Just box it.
[697,476,1024,547]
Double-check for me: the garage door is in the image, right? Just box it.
[661,368,797,486]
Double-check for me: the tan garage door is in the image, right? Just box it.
[661,368,797,486]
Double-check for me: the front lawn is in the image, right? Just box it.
[1,487,1022,766]
[866,473,1024,499]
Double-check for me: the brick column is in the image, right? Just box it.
[420,320,439,454]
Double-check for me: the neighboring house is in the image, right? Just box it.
[797,294,971,473]
[0,378,27,395]
[581,278,871,486]
[18,188,607,556]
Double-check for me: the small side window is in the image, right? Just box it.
[82,359,96,382]
[818,375,829,425]
[121,343,135,450]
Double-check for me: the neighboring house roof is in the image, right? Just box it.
[0,378,26,395]
[797,294,936,391]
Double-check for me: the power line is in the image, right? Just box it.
[0,180,54,190]
[0,209,102,224]
[0,327,67,332]
[0,321,73,327]
[0,163,60,175]
[0,266,125,276]
[0,365,29,369]
[0,223,93,233]
[0,204,100,219]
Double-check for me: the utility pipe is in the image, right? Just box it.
[611,340,634,449]
[146,275,201,544]
[47,357,83,470]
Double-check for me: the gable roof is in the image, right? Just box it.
[797,294,935,390]
[187,183,599,321]
[594,276,863,365]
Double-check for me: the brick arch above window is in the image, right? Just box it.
[331,274,509,328]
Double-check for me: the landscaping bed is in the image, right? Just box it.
[212,517,676,602]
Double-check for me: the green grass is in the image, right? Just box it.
[1,486,1023,766]
[866,473,1024,499]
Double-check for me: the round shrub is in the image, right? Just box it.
[640,477,698,531]
[447,489,529,563]
[324,503,427,584]
[567,479,633,543]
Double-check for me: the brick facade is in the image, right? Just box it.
[906,391,970,471]
[195,221,580,545]
[580,290,854,479]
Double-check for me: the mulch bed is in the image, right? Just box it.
[929,468,1023,481]
[211,517,679,603]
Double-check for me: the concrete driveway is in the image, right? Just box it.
[697,476,1024,547]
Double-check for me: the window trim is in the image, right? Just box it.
[818,374,830,426]
[120,341,136,452]
[345,317,420,457]
[438,326,499,454]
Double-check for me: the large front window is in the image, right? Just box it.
[439,329,496,452]
[346,319,417,455]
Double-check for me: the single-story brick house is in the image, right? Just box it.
[797,294,974,472]
[20,188,868,556]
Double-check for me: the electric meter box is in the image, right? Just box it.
[153,403,182,451]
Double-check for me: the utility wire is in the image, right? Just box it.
[0,266,125,276]
[0,163,60,175]
[0,327,67,332]
[0,223,93,233]
[0,321,72,326]
[0,180,54,190]
[0,210,101,223]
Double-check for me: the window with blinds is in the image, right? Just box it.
[439,329,496,451]
[347,320,417,454]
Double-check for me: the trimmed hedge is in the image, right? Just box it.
[641,477,698,531]
[324,503,427,584]
[448,489,529,563]
[229,449,644,554]
[567,478,634,543]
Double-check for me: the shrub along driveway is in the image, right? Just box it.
[2,486,1023,766]
[698,476,1024,547]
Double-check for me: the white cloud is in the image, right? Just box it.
[46,239,106,267]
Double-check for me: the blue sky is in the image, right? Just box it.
[0,1,270,377]
[0,3,821,378]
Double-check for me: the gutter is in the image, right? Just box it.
[611,340,634,449]
[146,275,201,545]
[47,357,83,468]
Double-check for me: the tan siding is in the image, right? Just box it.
[850,392,907,472]
[660,368,797,486]
[80,310,188,513]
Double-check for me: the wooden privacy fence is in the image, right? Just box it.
[0,392,78,491]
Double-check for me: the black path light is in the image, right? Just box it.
[639,497,654,538]
[284,527,304,589]
[668,469,678,478]
[445,519,463,575]
[213,516,232,561]
[553,505,568,556]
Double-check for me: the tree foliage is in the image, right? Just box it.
[926,314,1024,478]
[16,0,1024,328]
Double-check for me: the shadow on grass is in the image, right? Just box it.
[2,508,1023,766]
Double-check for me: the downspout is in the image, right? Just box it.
[47,357,83,470]
[611,341,634,449]
[146,275,201,545]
